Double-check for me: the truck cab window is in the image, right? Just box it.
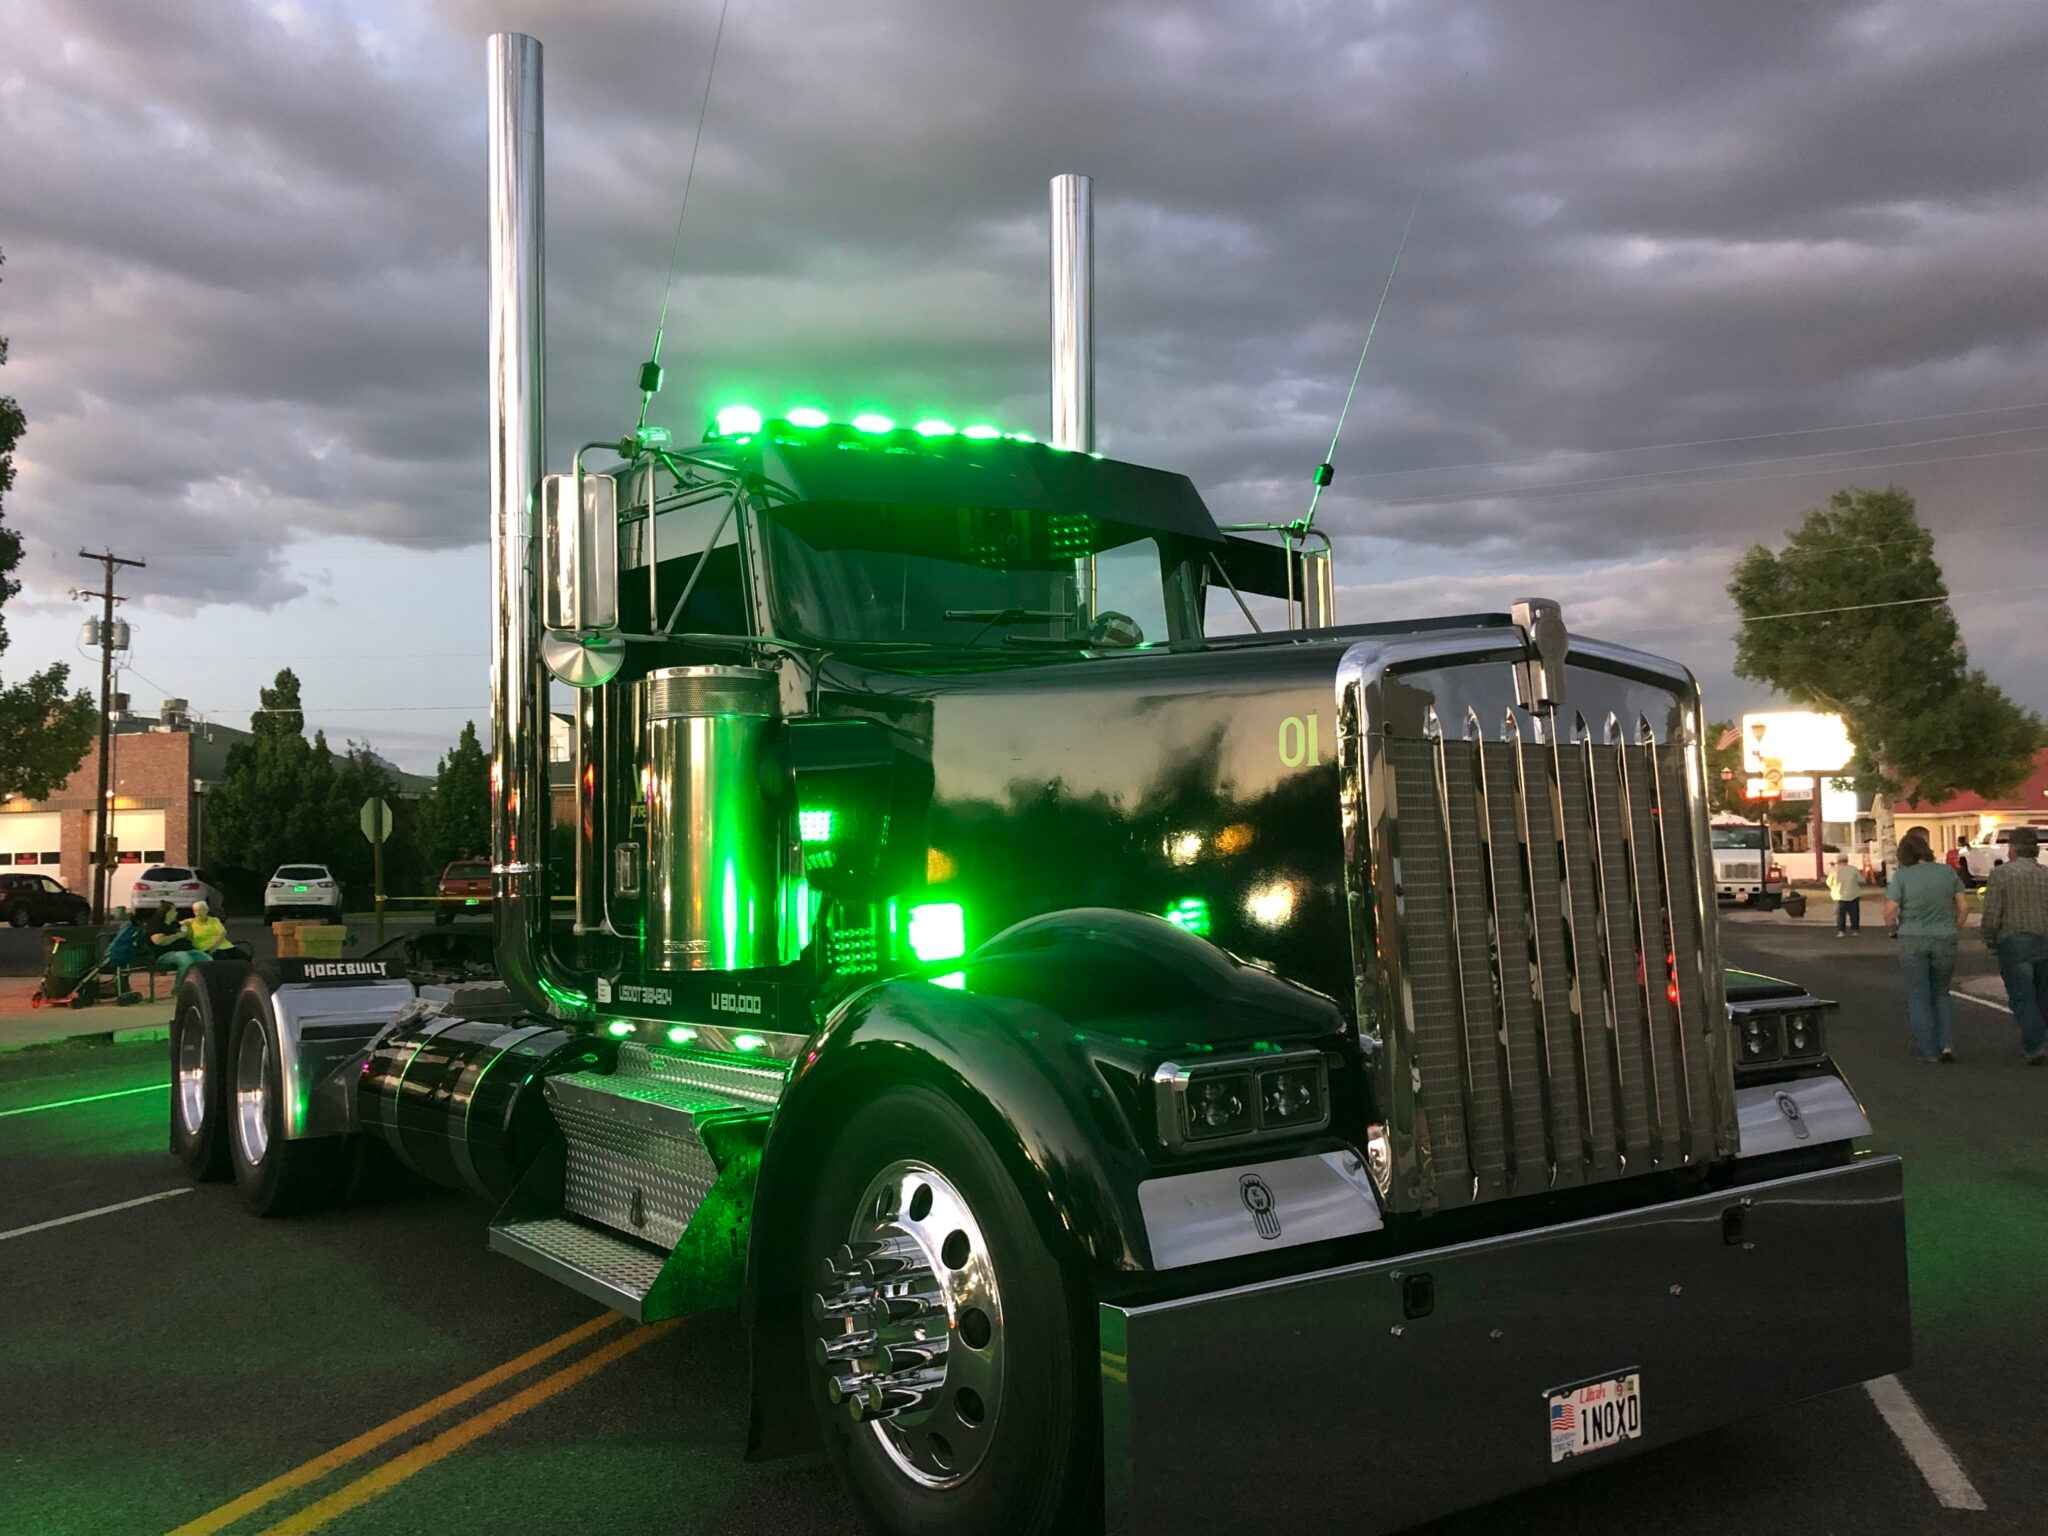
[763,500,1176,650]
[625,481,750,635]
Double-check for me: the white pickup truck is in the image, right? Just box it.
[1711,821,1784,907]
[1957,825,2048,887]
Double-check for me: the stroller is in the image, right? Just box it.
[30,933,109,1010]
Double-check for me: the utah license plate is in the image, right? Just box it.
[1547,1372,1642,1463]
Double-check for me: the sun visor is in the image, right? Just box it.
[759,435,1224,545]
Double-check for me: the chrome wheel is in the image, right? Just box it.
[233,1018,271,1167]
[814,1159,1005,1488]
[175,1009,208,1135]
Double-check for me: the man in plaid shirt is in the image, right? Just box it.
[1980,825,2048,1064]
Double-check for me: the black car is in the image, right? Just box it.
[0,872,92,927]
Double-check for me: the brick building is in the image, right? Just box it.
[0,697,434,911]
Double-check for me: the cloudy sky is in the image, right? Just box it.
[2,0,2044,770]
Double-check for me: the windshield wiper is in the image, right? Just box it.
[942,607,1068,647]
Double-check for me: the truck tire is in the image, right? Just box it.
[226,976,345,1217]
[803,1084,1098,1536]
[169,961,246,1181]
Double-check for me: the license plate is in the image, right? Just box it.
[1547,1372,1642,1463]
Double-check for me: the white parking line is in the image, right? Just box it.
[0,1187,192,1243]
[1950,989,2012,1014]
[1865,1374,1986,1512]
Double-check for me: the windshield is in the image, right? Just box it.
[764,501,1173,649]
[1710,827,1767,851]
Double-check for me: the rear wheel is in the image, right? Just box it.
[803,1085,1097,1536]
[227,978,345,1216]
[169,962,246,1180]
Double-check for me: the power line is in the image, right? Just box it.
[1612,584,2035,637]
[1348,398,2048,482]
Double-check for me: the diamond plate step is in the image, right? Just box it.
[488,1215,669,1320]
[543,1043,780,1253]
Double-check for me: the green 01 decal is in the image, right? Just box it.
[1278,713,1322,768]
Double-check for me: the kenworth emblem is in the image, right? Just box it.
[1240,1173,1281,1240]
[1775,1091,1811,1140]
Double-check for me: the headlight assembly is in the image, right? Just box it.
[1153,1051,1330,1150]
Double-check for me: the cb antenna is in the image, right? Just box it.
[637,0,736,431]
[1299,194,1418,537]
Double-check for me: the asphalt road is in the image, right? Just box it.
[2,913,2041,1535]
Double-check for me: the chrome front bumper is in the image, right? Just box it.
[1100,1154,1907,1536]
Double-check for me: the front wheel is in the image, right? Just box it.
[7,906,27,928]
[803,1085,1098,1536]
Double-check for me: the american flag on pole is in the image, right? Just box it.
[1716,725,1742,751]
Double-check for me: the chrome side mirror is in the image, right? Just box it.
[541,471,619,634]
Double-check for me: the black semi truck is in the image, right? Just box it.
[161,32,1909,1536]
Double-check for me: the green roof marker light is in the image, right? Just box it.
[714,404,763,437]
[961,424,1001,440]
[851,413,895,434]
[785,407,830,428]
[913,419,956,437]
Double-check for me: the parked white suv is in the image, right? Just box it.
[130,865,226,918]
[1958,826,2048,887]
[264,864,343,924]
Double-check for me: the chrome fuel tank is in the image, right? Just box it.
[638,665,800,970]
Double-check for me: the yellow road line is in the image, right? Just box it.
[255,1319,679,1536]
[166,1312,624,1536]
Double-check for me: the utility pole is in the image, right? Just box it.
[78,548,146,924]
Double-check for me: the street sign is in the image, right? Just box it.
[360,797,393,844]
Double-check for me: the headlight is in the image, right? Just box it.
[1186,1072,1254,1140]
[1739,1014,1782,1064]
[1153,1051,1330,1150]
[1783,1011,1824,1057]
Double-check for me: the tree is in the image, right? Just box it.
[1729,485,2042,863]
[1705,719,1747,815]
[415,720,490,877]
[0,246,96,798]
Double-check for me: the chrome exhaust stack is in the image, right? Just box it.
[1049,173,1094,617]
[487,33,586,1019]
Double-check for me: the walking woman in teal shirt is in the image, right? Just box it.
[1885,830,1970,1062]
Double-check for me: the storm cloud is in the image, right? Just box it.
[2,0,2043,765]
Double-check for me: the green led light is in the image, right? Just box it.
[932,970,967,990]
[784,407,829,428]
[539,978,592,1014]
[961,423,1001,440]
[1163,896,1211,937]
[913,419,956,437]
[714,404,763,437]
[907,901,967,963]
[606,1020,634,1038]
[732,1033,767,1052]
[666,1025,698,1046]
[851,412,895,434]
[799,809,835,843]
[1004,431,1035,443]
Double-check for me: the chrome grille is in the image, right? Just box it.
[1352,679,1734,1214]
